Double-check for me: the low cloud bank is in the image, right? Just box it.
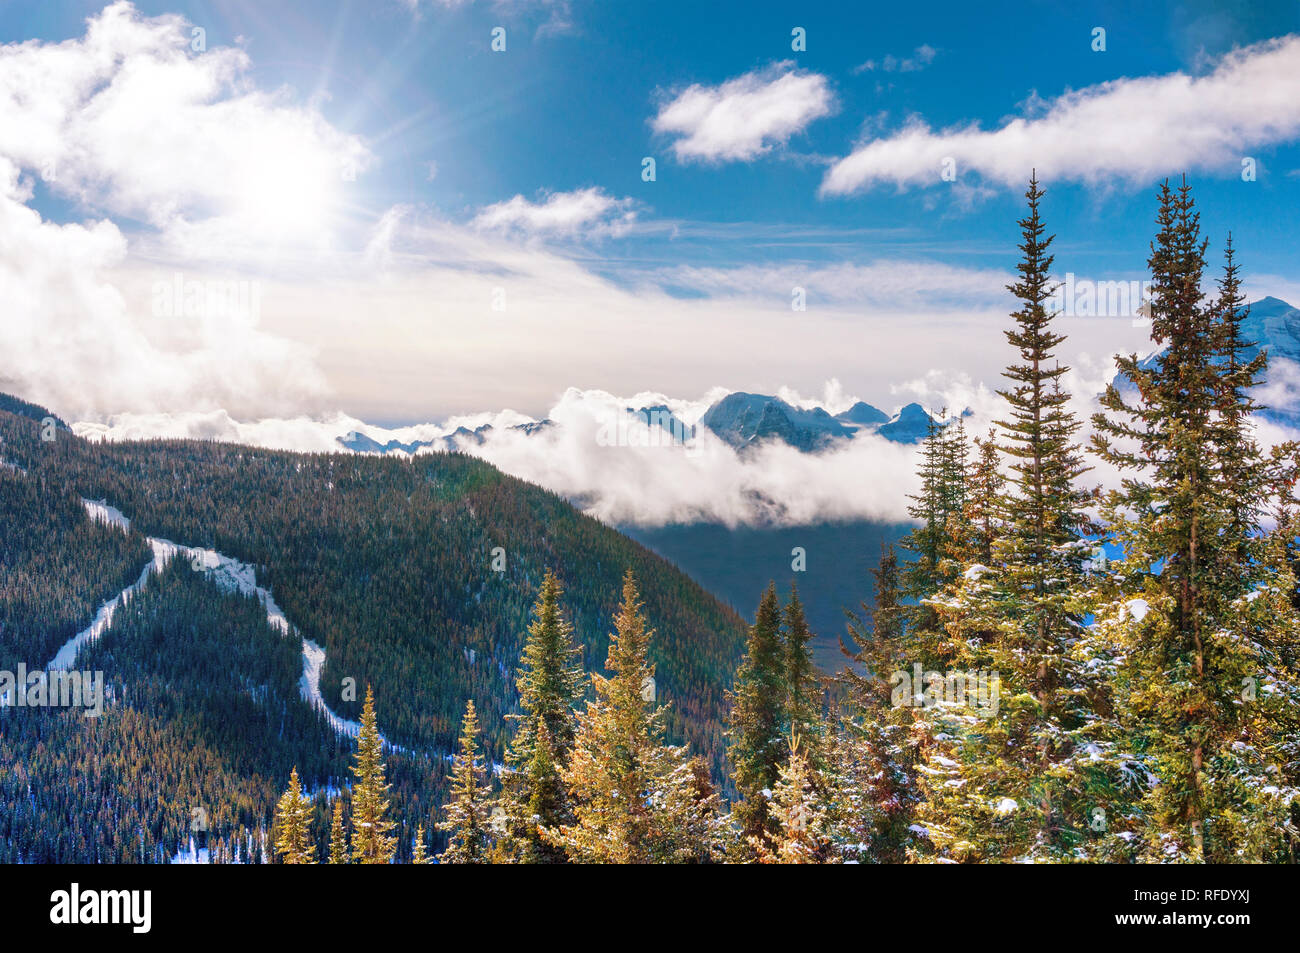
[70,360,1300,531]
[72,385,924,527]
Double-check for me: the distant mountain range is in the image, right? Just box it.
[111,298,1300,677]
[338,419,553,455]
[337,392,942,457]
[697,392,940,450]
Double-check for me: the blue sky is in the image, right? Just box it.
[2,0,1300,426]
[11,0,1299,274]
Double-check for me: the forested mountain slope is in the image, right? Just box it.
[0,397,747,860]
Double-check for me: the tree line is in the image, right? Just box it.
[274,175,1300,863]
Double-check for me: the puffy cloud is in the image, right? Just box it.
[652,62,834,163]
[0,2,371,250]
[822,35,1300,195]
[0,156,325,421]
[0,2,369,419]
[471,187,638,238]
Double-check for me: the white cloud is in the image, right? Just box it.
[652,62,834,163]
[822,34,1300,195]
[853,44,938,75]
[471,187,638,238]
[655,259,1010,310]
[0,154,327,421]
[0,2,371,251]
[0,2,358,418]
[72,384,926,527]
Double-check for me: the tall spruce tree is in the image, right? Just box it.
[546,570,690,863]
[783,585,824,768]
[916,174,1106,861]
[901,412,969,670]
[726,582,789,849]
[1208,236,1270,560]
[836,545,922,862]
[988,173,1096,856]
[497,571,585,863]
[1090,177,1300,861]
[349,686,397,864]
[327,799,348,864]
[273,766,315,864]
[437,700,493,864]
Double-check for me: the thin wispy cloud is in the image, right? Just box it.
[651,62,835,163]
[654,260,1011,309]
[822,34,1300,195]
[852,44,939,75]
[471,187,638,239]
[403,0,576,36]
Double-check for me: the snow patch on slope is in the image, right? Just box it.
[57,498,383,745]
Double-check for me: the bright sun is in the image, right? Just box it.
[235,148,341,242]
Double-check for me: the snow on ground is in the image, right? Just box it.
[300,639,362,738]
[56,499,374,746]
[170,838,211,864]
[47,535,178,670]
[83,498,133,532]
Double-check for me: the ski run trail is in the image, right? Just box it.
[57,498,378,743]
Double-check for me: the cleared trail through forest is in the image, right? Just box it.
[48,498,382,744]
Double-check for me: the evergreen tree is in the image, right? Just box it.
[656,756,735,863]
[437,700,493,864]
[916,174,1105,861]
[960,431,1006,566]
[412,824,430,864]
[349,686,397,864]
[546,570,691,863]
[1090,177,1300,861]
[837,545,922,862]
[521,720,567,847]
[783,585,824,769]
[754,738,832,864]
[726,583,789,849]
[497,570,585,863]
[901,412,969,670]
[986,173,1096,857]
[272,766,315,864]
[1208,236,1270,559]
[327,799,348,864]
